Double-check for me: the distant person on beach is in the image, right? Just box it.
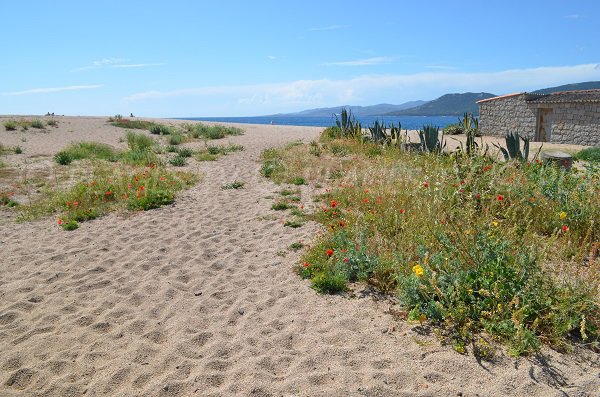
[130,113,135,117]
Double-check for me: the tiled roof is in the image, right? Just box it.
[526,89,600,103]
[476,93,522,104]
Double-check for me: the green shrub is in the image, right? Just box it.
[192,123,244,139]
[149,124,172,135]
[14,146,23,154]
[168,133,185,145]
[30,119,45,129]
[221,181,245,190]
[165,145,178,153]
[125,131,154,152]
[47,119,58,127]
[177,147,193,158]
[169,155,187,167]
[196,152,218,161]
[272,202,291,210]
[4,120,17,131]
[54,151,74,165]
[574,147,600,162]
[55,142,119,163]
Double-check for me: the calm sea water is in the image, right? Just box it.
[177,115,458,130]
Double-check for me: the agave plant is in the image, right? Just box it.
[368,120,388,144]
[418,125,446,154]
[334,108,362,139]
[493,131,529,161]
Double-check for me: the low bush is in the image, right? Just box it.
[574,147,600,163]
[30,119,45,129]
[191,123,244,140]
[4,120,17,131]
[169,155,187,167]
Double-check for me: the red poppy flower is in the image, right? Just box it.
[497,194,504,201]
[57,219,63,225]
[399,209,405,214]
[331,200,337,208]
[105,191,112,196]
[561,225,569,233]
[303,262,310,267]
[326,249,334,257]
[339,221,345,227]
[343,258,349,263]
[474,193,481,199]
[422,182,429,188]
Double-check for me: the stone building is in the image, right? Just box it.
[477,89,600,146]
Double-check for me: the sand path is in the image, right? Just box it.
[0,119,599,396]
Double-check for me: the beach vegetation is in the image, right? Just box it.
[54,142,119,165]
[22,162,198,228]
[221,180,245,190]
[149,124,172,135]
[4,120,18,131]
[46,119,58,127]
[190,123,244,140]
[574,147,600,163]
[30,119,45,129]
[261,125,600,356]
[168,132,186,145]
[169,155,187,167]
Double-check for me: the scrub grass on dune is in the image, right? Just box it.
[262,133,600,356]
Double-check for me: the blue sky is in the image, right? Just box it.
[1,0,600,117]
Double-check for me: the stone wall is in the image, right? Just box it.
[479,95,600,146]
[479,94,537,139]
[548,103,600,146]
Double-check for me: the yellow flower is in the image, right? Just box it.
[412,264,424,277]
[491,221,499,227]
[559,211,567,220]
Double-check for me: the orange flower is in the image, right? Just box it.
[326,249,334,257]
[303,262,310,267]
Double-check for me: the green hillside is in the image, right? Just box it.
[384,92,496,116]
[531,81,600,95]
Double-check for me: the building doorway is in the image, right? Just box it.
[535,108,552,142]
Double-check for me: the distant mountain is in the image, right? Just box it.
[268,101,427,118]
[383,92,496,116]
[531,81,600,95]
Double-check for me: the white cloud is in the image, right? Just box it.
[425,64,457,70]
[267,55,277,60]
[72,58,163,72]
[123,63,600,116]
[325,57,395,66]
[1,85,103,96]
[564,14,580,19]
[309,24,348,31]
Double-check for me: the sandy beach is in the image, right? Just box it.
[0,116,598,397]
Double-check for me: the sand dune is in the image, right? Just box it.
[0,117,598,396]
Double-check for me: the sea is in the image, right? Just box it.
[177,115,459,130]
